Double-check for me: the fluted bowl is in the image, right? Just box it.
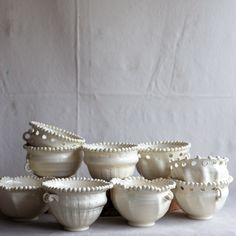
[82,143,139,181]
[0,176,46,220]
[174,176,233,220]
[42,177,113,231]
[111,177,176,227]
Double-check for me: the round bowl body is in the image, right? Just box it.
[83,143,139,181]
[174,177,233,219]
[0,176,46,220]
[42,177,113,231]
[111,177,176,227]
[23,121,85,148]
[170,156,229,183]
[137,141,191,179]
[24,145,83,177]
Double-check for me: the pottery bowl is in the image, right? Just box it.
[170,155,229,183]
[174,176,233,220]
[42,177,113,231]
[0,176,46,220]
[23,121,85,148]
[24,145,83,177]
[82,143,139,181]
[111,177,176,227]
[137,141,191,179]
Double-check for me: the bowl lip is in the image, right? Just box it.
[0,176,43,191]
[174,175,233,189]
[138,141,191,153]
[111,176,176,192]
[29,121,85,144]
[23,144,80,152]
[42,177,113,193]
[82,142,138,153]
[170,155,229,168]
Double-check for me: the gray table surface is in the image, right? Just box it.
[0,196,235,236]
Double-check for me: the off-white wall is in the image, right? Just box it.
[0,0,235,189]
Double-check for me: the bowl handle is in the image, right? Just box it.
[43,193,59,203]
[23,130,31,141]
[164,191,174,201]
[215,187,222,201]
[25,157,33,174]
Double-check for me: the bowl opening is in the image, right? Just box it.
[0,177,41,188]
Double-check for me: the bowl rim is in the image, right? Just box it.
[138,141,191,152]
[82,142,138,153]
[23,144,80,152]
[42,177,113,193]
[29,121,85,144]
[174,175,233,189]
[170,155,229,170]
[0,176,43,191]
[111,176,176,192]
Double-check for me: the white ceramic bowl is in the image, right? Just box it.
[0,176,46,220]
[137,141,191,179]
[24,145,83,177]
[42,177,113,231]
[111,177,176,227]
[170,155,229,183]
[174,176,233,220]
[82,143,139,181]
[23,121,85,148]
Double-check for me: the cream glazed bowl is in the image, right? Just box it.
[137,141,191,179]
[82,143,139,181]
[42,177,113,231]
[24,145,83,177]
[170,155,229,182]
[174,176,233,220]
[111,177,176,227]
[0,176,46,220]
[23,121,85,148]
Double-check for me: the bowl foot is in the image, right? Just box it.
[188,215,213,220]
[128,221,155,227]
[64,226,89,232]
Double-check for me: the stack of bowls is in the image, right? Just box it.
[170,155,233,219]
[23,121,85,177]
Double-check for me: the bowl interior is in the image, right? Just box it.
[43,179,109,190]
[141,142,188,149]
[0,177,41,188]
[120,179,171,188]
[91,143,136,149]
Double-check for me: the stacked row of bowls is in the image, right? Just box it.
[0,121,233,232]
[23,121,85,177]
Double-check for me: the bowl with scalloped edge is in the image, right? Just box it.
[23,121,85,148]
[137,141,191,179]
[42,177,113,231]
[0,176,46,220]
[24,145,83,177]
[111,176,176,227]
[174,176,233,220]
[170,155,229,183]
[82,143,139,181]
